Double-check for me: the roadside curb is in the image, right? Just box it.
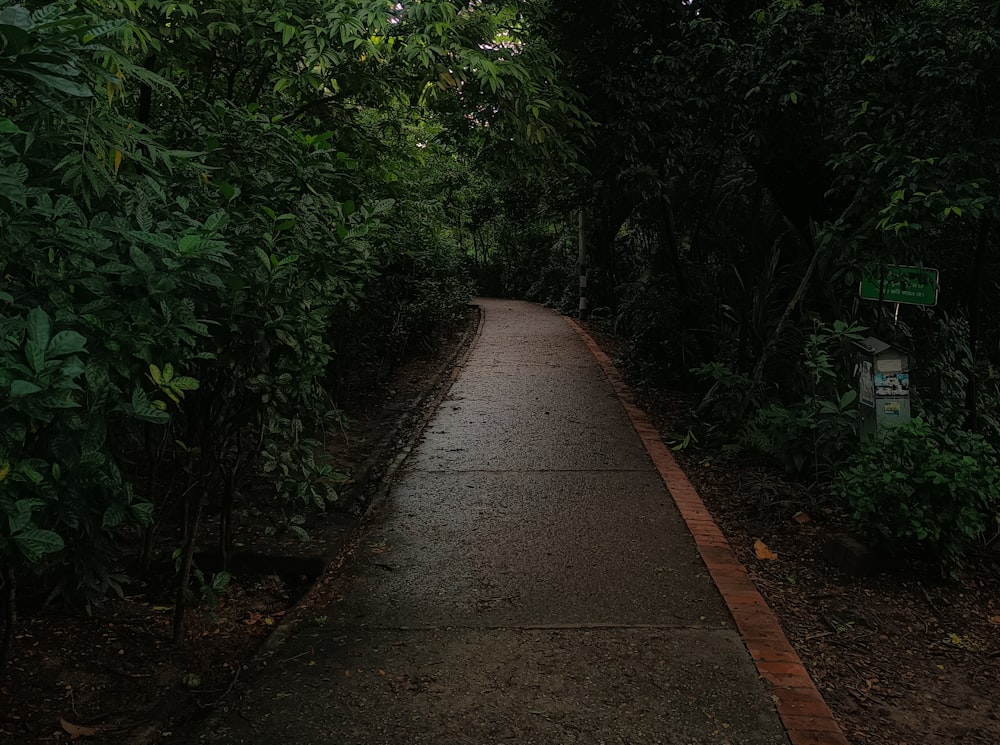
[261,302,485,650]
[341,304,484,515]
[365,302,485,514]
[566,317,850,745]
[128,306,485,745]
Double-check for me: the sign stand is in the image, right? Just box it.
[856,264,938,438]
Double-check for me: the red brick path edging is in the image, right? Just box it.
[566,317,850,745]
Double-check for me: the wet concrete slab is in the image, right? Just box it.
[445,366,617,404]
[407,417,649,472]
[334,471,730,628]
[198,627,786,745]
[188,298,788,744]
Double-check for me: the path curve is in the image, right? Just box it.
[195,299,823,744]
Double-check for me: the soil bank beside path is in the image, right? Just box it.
[188,299,789,744]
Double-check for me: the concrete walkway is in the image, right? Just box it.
[196,299,789,744]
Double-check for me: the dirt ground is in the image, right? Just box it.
[3,306,998,745]
[584,323,1000,745]
[0,307,479,744]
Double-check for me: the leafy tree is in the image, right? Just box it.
[1,0,581,661]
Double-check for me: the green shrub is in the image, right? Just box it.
[745,390,858,479]
[694,318,864,478]
[833,418,1000,570]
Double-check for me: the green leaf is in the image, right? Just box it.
[130,501,154,526]
[0,24,30,56]
[17,464,43,484]
[9,499,39,534]
[127,386,169,424]
[216,181,240,202]
[102,503,126,529]
[9,379,41,397]
[170,376,199,391]
[13,529,65,564]
[48,330,86,357]
[203,209,229,233]
[130,244,155,274]
[0,7,32,30]
[24,339,45,373]
[21,68,92,98]
[177,235,201,254]
[27,307,51,348]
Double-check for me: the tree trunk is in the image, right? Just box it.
[172,487,207,645]
[657,196,687,295]
[0,566,16,669]
[137,54,157,127]
[964,217,989,430]
[738,180,766,373]
[736,219,819,421]
[586,185,640,309]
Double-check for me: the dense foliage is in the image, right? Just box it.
[0,0,583,659]
[476,0,1000,568]
[835,419,1000,569]
[5,0,1000,662]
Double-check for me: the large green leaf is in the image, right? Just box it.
[9,379,41,397]
[0,23,31,54]
[26,307,51,348]
[101,502,126,529]
[129,244,155,275]
[130,501,154,527]
[126,386,169,424]
[13,529,64,563]
[19,68,93,98]
[0,7,32,29]
[8,499,42,534]
[48,330,87,357]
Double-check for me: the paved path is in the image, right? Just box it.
[197,299,788,744]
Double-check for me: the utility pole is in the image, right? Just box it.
[578,209,589,320]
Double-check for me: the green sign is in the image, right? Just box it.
[859,265,939,306]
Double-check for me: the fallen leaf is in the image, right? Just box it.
[60,718,99,740]
[946,633,982,651]
[754,540,778,561]
[989,616,1000,625]
[792,511,811,524]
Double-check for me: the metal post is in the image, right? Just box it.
[578,209,588,320]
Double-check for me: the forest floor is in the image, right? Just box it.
[584,322,1000,745]
[0,307,480,745]
[3,304,998,745]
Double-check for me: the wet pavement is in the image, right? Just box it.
[193,299,788,744]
